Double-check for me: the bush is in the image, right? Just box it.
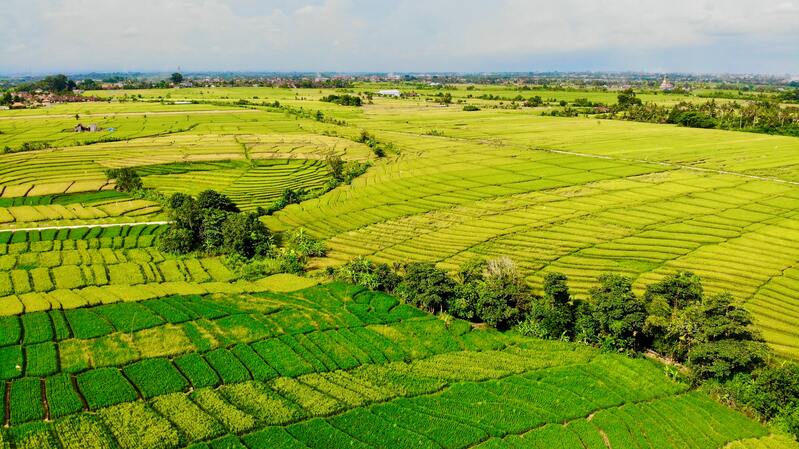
[335,257,400,291]
[286,229,326,258]
[462,105,480,111]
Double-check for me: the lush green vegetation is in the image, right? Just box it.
[2,83,799,447]
[608,90,799,137]
[0,281,787,447]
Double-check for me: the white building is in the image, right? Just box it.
[377,89,401,97]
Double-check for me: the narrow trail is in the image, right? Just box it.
[0,221,171,233]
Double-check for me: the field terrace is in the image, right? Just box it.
[0,282,787,449]
[268,101,799,360]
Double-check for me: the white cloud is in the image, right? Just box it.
[0,0,797,73]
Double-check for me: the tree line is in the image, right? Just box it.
[331,255,799,437]
[606,89,799,137]
[320,94,363,107]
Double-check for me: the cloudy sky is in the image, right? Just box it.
[2,0,798,75]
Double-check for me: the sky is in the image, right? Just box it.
[1,0,798,75]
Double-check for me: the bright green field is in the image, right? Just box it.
[3,89,799,359]
[1,87,799,447]
[0,281,791,449]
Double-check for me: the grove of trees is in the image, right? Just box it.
[332,255,798,437]
[609,90,799,137]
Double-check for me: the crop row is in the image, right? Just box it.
[0,255,238,297]
[1,340,570,424]
[0,283,424,348]
[0,272,316,316]
[0,190,130,208]
[0,223,165,246]
[265,137,670,237]
[0,356,761,449]
[0,199,162,226]
[0,309,483,381]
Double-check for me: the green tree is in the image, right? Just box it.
[587,274,647,351]
[197,190,239,212]
[396,262,456,313]
[644,271,704,357]
[520,272,574,339]
[167,193,201,232]
[325,153,345,182]
[105,168,143,192]
[199,209,228,252]
[158,226,196,254]
[448,258,486,320]
[475,257,531,329]
[0,91,12,106]
[80,79,99,90]
[683,292,767,380]
[171,73,184,84]
[221,213,273,258]
[616,88,643,109]
[41,74,74,92]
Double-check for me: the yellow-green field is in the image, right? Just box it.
[1,85,799,448]
[2,87,799,362]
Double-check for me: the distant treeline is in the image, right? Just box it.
[606,89,799,137]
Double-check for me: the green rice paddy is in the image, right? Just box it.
[0,86,798,447]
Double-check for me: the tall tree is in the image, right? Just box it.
[586,274,647,351]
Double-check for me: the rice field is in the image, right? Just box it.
[1,87,799,447]
[0,280,786,448]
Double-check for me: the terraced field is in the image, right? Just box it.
[142,159,332,211]
[0,280,788,448]
[262,101,799,360]
[2,88,799,447]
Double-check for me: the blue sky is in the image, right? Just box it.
[1,0,798,75]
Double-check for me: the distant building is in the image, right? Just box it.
[74,123,100,132]
[660,76,674,91]
[377,89,401,97]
